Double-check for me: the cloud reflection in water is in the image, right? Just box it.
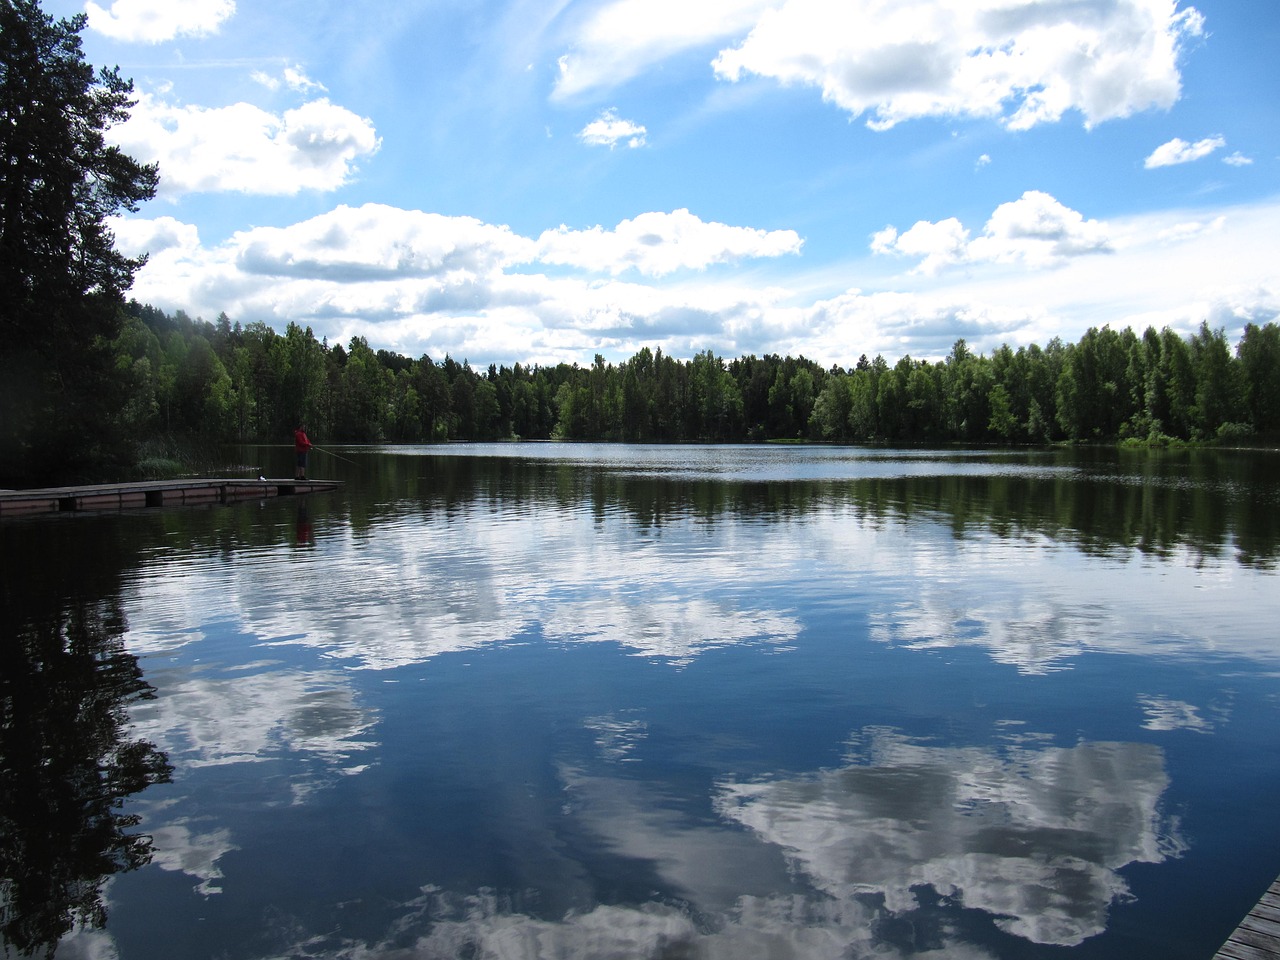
[227,727,1184,959]
[717,728,1185,947]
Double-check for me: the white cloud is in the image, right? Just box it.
[252,65,328,95]
[1223,151,1253,167]
[875,201,1280,358]
[875,191,1112,274]
[85,0,235,43]
[1144,135,1226,168]
[786,288,1037,363]
[712,0,1204,129]
[112,204,800,362]
[233,203,536,281]
[973,191,1113,263]
[872,218,970,275]
[283,66,326,94]
[115,196,1280,368]
[109,214,201,258]
[537,209,802,276]
[109,93,380,196]
[553,0,775,100]
[578,108,648,149]
[1155,215,1225,244]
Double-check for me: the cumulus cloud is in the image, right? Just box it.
[873,191,1112,273]
[86,0,235,43]
[578,108,648,148]
[1144,135,1226,168]
[872,217,969,275]
[786,288,1037,363]
[115,196,1280,368]
[109,92,380,197]
[711,0,1204,129]
[113,204,803,362]
[1223,151,1253,167]
[537,209,802,276]
[109,214,202,258]
[233,204,536,281]
[974,191,1113,262]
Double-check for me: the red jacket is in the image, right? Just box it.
[294,429,312,453]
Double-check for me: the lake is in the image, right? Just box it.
[3,443,1279,959]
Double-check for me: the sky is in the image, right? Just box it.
[45,0,1280,368]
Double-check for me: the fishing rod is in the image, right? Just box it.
[312,445,357,465]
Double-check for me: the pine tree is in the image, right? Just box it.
[0,0,158,482]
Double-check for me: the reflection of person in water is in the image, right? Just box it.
[296,506,314,546]
[293,423,313,480]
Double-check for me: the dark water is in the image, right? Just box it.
[3,444,1279,959]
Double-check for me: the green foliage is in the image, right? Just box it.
[19,292,1280,465]
[0,0,158,484]
[1237,322,1280,434]
[1188,322,1238,439]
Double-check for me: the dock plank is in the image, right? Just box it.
[1217,944,1280,960]
[1215,879,1280,960]
[1241,916,1280,941]
[0,479,341,517]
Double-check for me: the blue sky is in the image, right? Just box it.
[48,0,1280,367]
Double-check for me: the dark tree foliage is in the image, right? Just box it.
[0,0,158,484]
[108,301,1280,455]
[1238,322,1280,434]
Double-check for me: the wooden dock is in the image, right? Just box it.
[1215,877,1280,959]
[0,478,341,517]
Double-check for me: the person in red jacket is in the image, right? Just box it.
[293,423,313,480]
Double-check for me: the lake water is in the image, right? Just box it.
[3,443,1280,959]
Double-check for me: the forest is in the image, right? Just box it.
[113,301,1279,451]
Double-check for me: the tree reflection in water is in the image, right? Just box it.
[0,519,171,958]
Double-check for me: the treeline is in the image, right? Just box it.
[113,302,1280,448]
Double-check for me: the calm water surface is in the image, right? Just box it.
[3,444,1279,959]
